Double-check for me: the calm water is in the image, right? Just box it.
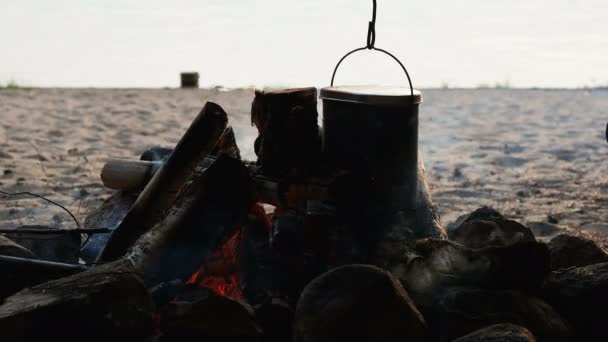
[1,0,607,88]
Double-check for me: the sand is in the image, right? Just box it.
[0,88,607,242]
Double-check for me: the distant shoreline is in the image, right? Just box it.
[2,85,607,91]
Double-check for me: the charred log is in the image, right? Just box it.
[251,87,321,174]
[158,285,261,341]
[0,259,154,342]
[126,155,253,287]
[97,102,228,262]
[212,126,242,159]
[0,255,88,299]
[80,191,139,262]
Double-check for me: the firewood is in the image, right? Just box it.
[80,191,139,262]
[102,126,239,192]
[101,158,212,191]
[159,285,261,340]
[0,259,154,342]
[0,255,89,299]
[100,159,162,191]
[97,102,228,262]
[100,157,332,208]
[212,126,242,159]
[126,155,254,287]
[251,87,322,174]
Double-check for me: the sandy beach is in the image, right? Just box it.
[0,88,606,242]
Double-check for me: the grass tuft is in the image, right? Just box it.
[0,80,28,90]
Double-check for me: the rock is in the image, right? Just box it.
[547,233,608,270]
[423,287,574,342]
[448,207,535,248]
[401,239,549,296]
[159,285,261,340]
[254,297,294,342]
[294,264,427,342]
[0,260,155,342]
[449,207,504,228]
[543,262,608,340]
[453,323,537,342]
[0,235,35,258]
[526,221,562,241]
[547,214,560,224]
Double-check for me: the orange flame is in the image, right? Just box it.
[186,203,272,299]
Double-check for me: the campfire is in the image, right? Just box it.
[1,87,608,342]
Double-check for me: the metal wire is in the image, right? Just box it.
[330,0,415,97]
[0,189,81,228]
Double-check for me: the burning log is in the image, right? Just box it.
[126,155,254,287]
[97,102,228,262]
[0,259,154,342]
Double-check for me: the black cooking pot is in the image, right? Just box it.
[320,50,421,211]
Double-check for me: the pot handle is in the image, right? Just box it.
[330,46,415,97]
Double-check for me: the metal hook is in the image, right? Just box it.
[366,0,377,49]
[329,0,415,97]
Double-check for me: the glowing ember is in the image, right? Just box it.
[186,204,272,299]
[186,230,243,299]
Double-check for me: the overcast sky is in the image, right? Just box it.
[1,0,607,88]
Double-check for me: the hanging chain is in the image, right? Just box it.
[366,0,377,49]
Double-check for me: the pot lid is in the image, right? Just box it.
[320,85,422,105]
